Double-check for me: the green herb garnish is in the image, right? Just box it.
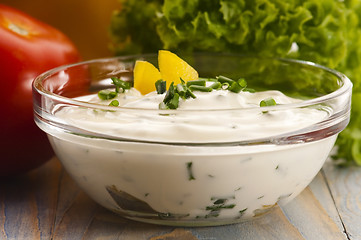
[260,97,277,107]
[217,75,235,84]
[163,82,175,103]
[243,88,256,93]
[186,79,206,87]
[159,78,196,109]
[260,97,277,114]
[206,204,236,211]
[186,162,195,181]
[109,100,119,106]
[210,81,222,90]
[167,92,180,109]
[98,77,130,102]
[203,198,236,218]
[98,90,117,100]
[155,79,166,94]
[189,85,212,92]
[239,208,247,217]
[216,76,249,93]
[158,76,251,109]
[176,83,187,97]
[111,77,131,93]
[237,78,247,88]
[228,81,243,93]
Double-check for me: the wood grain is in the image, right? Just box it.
[323,162,361,240]
[281,187,346,239]
[1,157,360,240]
[0,158,61,240]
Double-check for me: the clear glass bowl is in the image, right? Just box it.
[33,54,352,226]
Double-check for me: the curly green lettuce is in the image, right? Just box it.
[110,0,361,166]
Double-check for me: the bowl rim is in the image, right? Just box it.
[33,52,353,113]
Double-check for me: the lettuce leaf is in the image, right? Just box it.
[110,0,361,166]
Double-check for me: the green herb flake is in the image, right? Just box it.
[210,81,222,90]
[228,81,243,93]
[98,90,117,100]
[163,82,175,103]
[109,100,119,106]
[260,97,277,113]
[158,102,169,110]
[239,208,248,216]
[260,97,277,107]
[155,79,167,94]
[206,204,235,211]
[186,162,195,181]
[205,211,220,218]
[176,83,187,97]
[237,78,247,88]
[217,75,235,84]
[189,85,213,92]
[186,79,206,87]
[111,77,131,93]
[167,92,180,109]
[159,79,198,109]
[213,199,226,205]
[243,88,256,93]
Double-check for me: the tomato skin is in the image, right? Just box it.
[0,4,81,176]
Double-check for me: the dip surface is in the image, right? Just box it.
[55,86,329,143]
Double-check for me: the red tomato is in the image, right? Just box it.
[0,4,81,176]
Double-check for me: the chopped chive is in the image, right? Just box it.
[186,89,196,99]
[217,75,235,84]
[206,204,236,211]
[205,211,220,218]
[199,77,218,82]
[239,208,247,216]
[111,77,131,93]
[155,79,166,94]
[260,97,277,113]
[189,85,213,92]
[221,82,230,90]
[109,100,119,106]
[243,88,256,93]
[228,82,243,93]
[237,78,247,88]
[163,82,175,103]
[260,97,277,107]
[210,81,222,89]
[213,199,227,205]
[176,83,187,97]
[98,90,117,100]
[186,162,195,181]
[159,102,169,110]
[167,93,179,109]
[186,79,206,87]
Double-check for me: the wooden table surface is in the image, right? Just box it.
[1,157,360,240]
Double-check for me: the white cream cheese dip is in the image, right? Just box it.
[47,85,336,225]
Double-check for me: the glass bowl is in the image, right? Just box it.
[32,53,352,227]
